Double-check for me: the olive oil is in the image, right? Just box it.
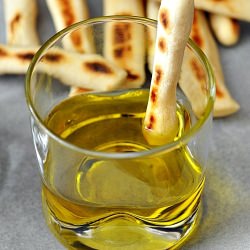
[42,89,203,249]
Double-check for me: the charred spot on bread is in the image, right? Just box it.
[190,59,207,93]
[191,11,203,47]
[158,37,167,53]
[191,32,203,47]
[17,52,35,60]
[60,0,75,26]
[113,23,131,44]
[113,45,132,58]
[150,88,158,104]
[232,19,240,34]
[154,66,163,85]
[0,48,8,57]
[70,31,83,52]
[190,59,205,82]
[160,9,169,31]
[147,114,155,129]
[216,83,224,98]
[43,53,64,63]
[10,13,21,33]
[84,62,113,74]
[126,70,139,81]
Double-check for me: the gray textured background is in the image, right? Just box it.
[0,0,250,249]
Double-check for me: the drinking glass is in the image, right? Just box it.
[25,16,215,249]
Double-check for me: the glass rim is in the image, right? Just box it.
[25,15,216,159]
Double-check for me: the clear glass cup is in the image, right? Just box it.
[25,16,215,249]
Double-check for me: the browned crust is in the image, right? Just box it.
[215,82,224,98]
[0,47,8,57]
[158,37,167,53]
[190,59,205,82]
[191,10,204,48]
[70,31,83,52]
[10,13,21,33]
[113,23,132,44]
[159,8,170,32]
[43,53,64,63]
[126,69,139,81]
[232,19,240,35]
[58,0,75,26]
[147,114,156,130]
[150,87,158,104]
[113,45,132,58]
[16,52,35,61]
[154,66,163,85]
[83,62,113,74]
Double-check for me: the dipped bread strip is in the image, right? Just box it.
[180,10,239,117]
[0,45,127,91]
[103,0,146,88]
[146,0,160,73]
[194,0,250,22]
[143,0,194,145]
[209,14,240,46]
[146,1,207,117]
[46,0,95,53]
[3,0,40,45]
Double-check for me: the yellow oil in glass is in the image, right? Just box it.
[42,89,204,249]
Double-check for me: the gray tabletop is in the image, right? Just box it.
[0,1,250,250]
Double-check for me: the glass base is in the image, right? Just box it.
[42,198,201,250]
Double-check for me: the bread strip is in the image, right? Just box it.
[0,45,37,74]
[153,0,250,22]
[45,0,95,53]
[146,0,160,73]
[209,14,240,46]
[179,10,239,117]
[3,0,40,45]
[146,0,205,116]
[143,0,194,145]
[194,0,250,22]
[103,0,146,88]
[179,49,208,117]
[0,45,127,91]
